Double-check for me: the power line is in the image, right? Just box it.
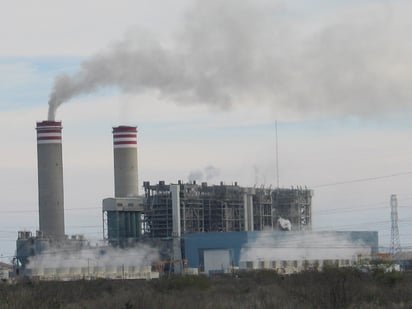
[314,205,387,216]
[0,206,100,214]
[312,171,412,188]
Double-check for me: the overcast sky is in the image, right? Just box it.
[1,0,412,261]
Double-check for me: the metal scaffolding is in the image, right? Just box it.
[272,187,312,231]
[142,181,313,239]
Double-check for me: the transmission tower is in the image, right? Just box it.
[390,194,401,256]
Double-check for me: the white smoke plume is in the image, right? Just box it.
[27,244,159,270]
[48,0,412,120]
[187,170,203,183]
[277,217,292,231]
[240,232,371,262]
[188,165,220,182]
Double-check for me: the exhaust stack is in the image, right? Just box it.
[113,126,138,197]
[36,121,65,240]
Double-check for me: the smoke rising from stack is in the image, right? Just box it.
[48,0,412,120]
[188,165,220,183]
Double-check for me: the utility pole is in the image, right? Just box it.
[390,194,401,257]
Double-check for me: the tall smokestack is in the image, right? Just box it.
[36,121,65,240]
[113,126,138,197]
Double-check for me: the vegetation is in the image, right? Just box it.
[1,268,412,308]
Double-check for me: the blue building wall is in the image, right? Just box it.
[183,231,379,269]
[183,232,248,269]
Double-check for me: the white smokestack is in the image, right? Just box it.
[112,126,139,197]
[36,121,65,240]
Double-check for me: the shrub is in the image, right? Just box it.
[152,274,211,292]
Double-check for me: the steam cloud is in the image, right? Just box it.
[48,0,412,120]
[240,232,371,262]
[27,244,159,270]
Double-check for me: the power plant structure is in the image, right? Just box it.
[16,121,87,268]
[103,181,313,244]
[102,126,312,244]
[103,126,145,247]
[113,126,139,197]
[14,121,379,279]
[145,182,311,235]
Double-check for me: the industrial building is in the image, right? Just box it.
[103,181,313,243]
[143,182,312,236]
[15,122,88,270]
[102,126,144,247]
[0,262,12,281]
[14,121,378,279]
[184,231,378,274]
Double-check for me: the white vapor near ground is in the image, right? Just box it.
[27,243,159,270]
[240,232,371,262]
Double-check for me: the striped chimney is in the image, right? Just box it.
[113,126,139,197]
[36,121,65,240]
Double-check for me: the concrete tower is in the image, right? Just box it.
[113,126,138,197]
[36,121,65,240]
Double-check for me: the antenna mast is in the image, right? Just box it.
[275,120,279,188]
[390,194,401,257]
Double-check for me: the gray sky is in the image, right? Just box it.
[1,0,412,260]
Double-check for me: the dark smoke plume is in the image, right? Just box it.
[48,0,412,120]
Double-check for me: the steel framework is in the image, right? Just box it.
[390,194,401,256]
[142,182,312,239]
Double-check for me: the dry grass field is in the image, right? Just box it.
[1,267,411,309]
